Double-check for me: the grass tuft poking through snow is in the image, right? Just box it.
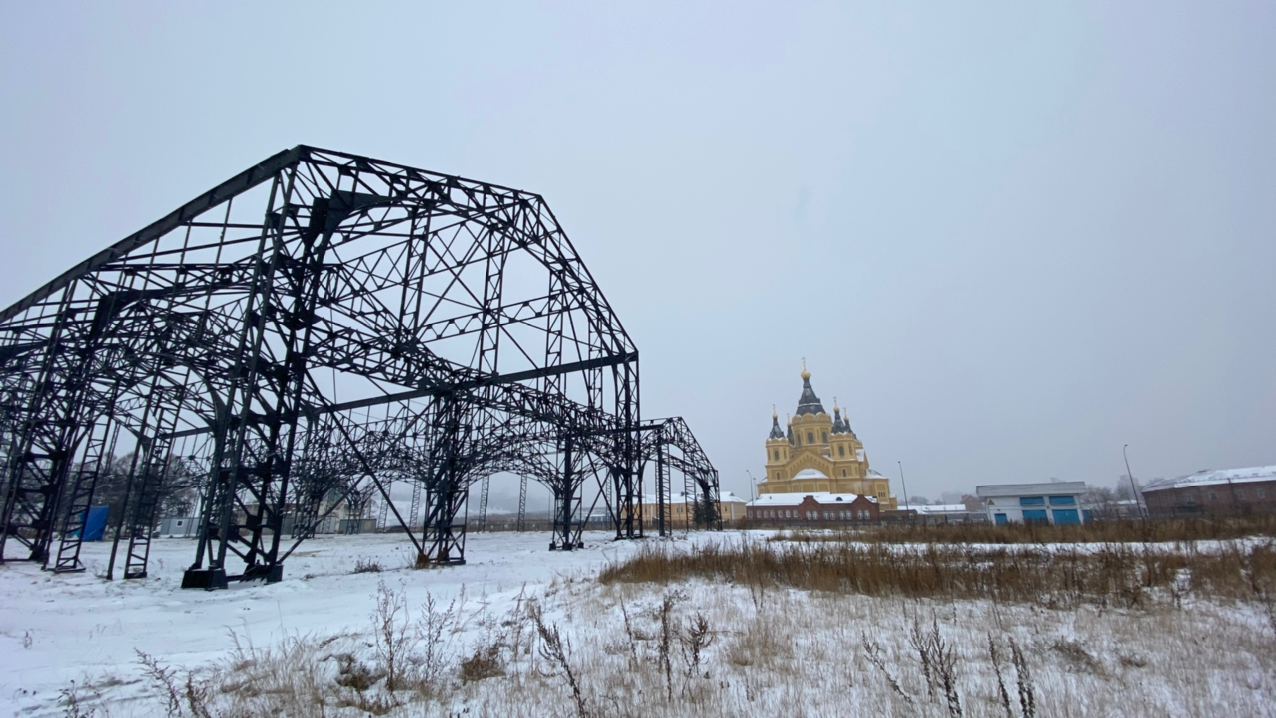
[351,558,383,574]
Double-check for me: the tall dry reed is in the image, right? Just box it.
[599,538,1274,609]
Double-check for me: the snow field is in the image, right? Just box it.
[2,530,1274,716]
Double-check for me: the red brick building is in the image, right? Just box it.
[1141,466,1276,517]
[746,492,879,525]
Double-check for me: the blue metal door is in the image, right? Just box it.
[1022,509,1049,524]
[994,513,1008,526]
[1052,509,1080,526]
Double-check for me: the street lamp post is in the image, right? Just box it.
[1123,444,1146,520]
[897,460,912,521]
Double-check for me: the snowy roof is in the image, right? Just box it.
[664,490,748,504]
[747,491,877,507]
[1142,465,1276,493]
[976,482,1087,498]
[899,504,970,514]
[794,468,829,480]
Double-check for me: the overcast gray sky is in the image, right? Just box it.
[2,2,1273,503]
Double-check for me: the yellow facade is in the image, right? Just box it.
[640,495,747,527]
[759,368,898,510]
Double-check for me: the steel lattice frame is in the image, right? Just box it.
[640,417,722,536]
[0,146,719,590]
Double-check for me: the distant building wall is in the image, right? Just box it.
[159,515,199,537]
[639,495,747,528]
[746,494,879,525]
[896,505,988,524]
[1143,479,1276,517]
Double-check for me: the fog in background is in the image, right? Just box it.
[2,3,1273,505]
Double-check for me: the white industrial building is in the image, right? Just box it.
[975,482,1088,525]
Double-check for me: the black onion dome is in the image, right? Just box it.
[768,414,785,440]
[794,372,827,416]
[832,407,848,434]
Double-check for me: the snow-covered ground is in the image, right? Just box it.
[3,530,1274,716]
[0,530,644,715]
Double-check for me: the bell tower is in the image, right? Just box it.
[764,406,789,482]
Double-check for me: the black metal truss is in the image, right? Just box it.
[639,417,722,536]
[0,146,720,591]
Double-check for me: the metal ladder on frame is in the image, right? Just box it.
[122,408,183,580]
[51,418,118,572]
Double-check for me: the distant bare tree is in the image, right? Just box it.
[1084,485,1121,518]
[1114,476,1137,501]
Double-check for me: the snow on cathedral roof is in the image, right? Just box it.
[1142,465,1276,493]
[793,468,829,480]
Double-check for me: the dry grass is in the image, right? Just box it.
[776,514,1276,546]
[599,537,1276,609]
[63,533,1276,717]
[459,641,504,684]
[352,558,383,574]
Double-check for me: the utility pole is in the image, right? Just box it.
[1123,444,1146,520]
[746,470,757,502]
[897,460,912,521]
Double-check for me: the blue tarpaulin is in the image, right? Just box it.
[81,506,109,541]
